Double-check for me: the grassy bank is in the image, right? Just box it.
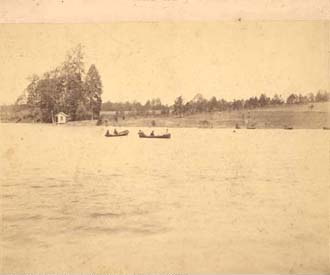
[65,102,330,129]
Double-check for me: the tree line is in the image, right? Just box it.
[102,90,329,116]
[102,98,169,115]
[16,45,103,122]
[173,91,329,115]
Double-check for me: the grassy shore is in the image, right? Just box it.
[65,102,330,129]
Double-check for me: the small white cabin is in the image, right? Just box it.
[55,112,68,124]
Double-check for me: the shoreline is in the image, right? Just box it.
[1,118,329,130]
[1,102,329,129]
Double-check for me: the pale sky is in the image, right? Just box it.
[0,22,328,105]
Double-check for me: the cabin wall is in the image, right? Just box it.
[56,115,66,124]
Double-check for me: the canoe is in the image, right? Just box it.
[323,127,330,130]
[284,126,293,130]
[138,132,171,139]
[105,130,129,137]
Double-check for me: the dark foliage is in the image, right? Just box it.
[16,45,103,122]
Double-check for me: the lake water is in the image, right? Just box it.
[0,124,329,274]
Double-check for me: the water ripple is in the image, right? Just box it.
[90,212,123,218]
[3,214,43,222]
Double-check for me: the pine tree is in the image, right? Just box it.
[85,64,103,120]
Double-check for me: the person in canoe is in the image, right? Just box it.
[114,128,118,135]
[150,130,154,136]
[138,130,145,137]
[105,129,110,136]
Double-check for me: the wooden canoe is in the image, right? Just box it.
[138,132,171,139]
[105,130,129,137]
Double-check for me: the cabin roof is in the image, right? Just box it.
[55,112,68,117]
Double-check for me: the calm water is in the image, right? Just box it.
[0,124,329,273]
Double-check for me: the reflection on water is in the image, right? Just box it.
[0,124,329,273]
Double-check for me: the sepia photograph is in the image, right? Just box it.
[0,1,329,274]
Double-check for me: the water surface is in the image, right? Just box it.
[0,124,329,273]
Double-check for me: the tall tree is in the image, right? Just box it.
[315,90,330,102]
[258,93,270,107]
[85,64,103,120]
[270,94,284,105]
[208,96,218,111]
[37,77,58,122]
[26,74,40,106]
[173,96,184,116]
[286,93,298,104]
[151,98,162,110]
[62,44,85,120]
[232,99,244,110]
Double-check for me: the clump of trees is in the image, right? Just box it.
[102,98,170,115]
[17,45,102,122]
[286,91,329,104]
[100,90,330,118]
[171,91,330,115]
